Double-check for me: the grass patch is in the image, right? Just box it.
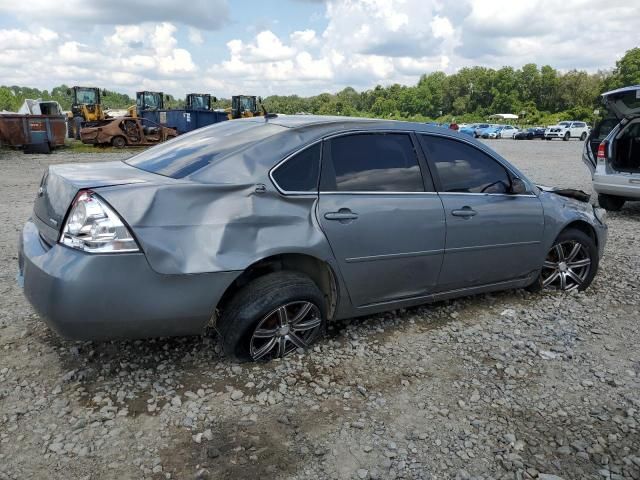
[61,140,149,154]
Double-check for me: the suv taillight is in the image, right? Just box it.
[597,141,608,162]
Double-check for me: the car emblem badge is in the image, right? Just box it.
[38,186,45,197]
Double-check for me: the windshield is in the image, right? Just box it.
[137,92,162,110]
[559,122,571,127]
[239,97,255,112]
[126,121,285,178]
[76,88,97,104]
[191,96,206,109]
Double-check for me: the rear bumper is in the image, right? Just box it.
[593,172,640,199]
[18,219,240,340]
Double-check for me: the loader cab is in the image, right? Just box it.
[186,93,215,111]
[230,95,261,119]
[68,86,102,117]
[136,91,164,112]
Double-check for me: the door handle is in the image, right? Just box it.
[451,207,477,218]
[324,209,359,221]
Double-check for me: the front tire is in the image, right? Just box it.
[580,132,587,141]
[598,193,625,211]
[563,132,570,141]
[527,229,598,292]
[218,272,326,362]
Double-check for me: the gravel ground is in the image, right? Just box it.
[1,140,639,480]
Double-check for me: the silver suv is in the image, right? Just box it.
[583,85,640,210]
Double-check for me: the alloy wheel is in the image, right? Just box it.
[541,240,592,291]
[249,301,322,361]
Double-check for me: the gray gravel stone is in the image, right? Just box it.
[1,143,639,479]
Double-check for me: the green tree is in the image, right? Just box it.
[608,47,640,89]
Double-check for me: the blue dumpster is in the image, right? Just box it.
[142,109,229,135]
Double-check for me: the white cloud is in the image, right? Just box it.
[226,30,297,63]
[0,0,230,30]
[0,21,196,94]
[430,16,454,39]
[0,27,58,50]
[188,28,204,46]
[0,0,638,98]
[456,0,640,70]
[290,29,319,47]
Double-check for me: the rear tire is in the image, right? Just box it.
[111,136,126,148]
[598,193,625,211]
[527,228,598,292]
[217,272,326,362]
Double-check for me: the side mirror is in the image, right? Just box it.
[102,89,107,96]
[511,177,527,195]
[212,96,217,103]
[258,96,263,103]
[66,88,71,95]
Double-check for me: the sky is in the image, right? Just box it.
[0,0,638,99]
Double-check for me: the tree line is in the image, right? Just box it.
[1,47,638,126]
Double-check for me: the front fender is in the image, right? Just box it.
[539,191,606,257]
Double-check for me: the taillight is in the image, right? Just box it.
[59,190,139,253]
[597,141,608,162]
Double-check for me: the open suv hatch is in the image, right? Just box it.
[583,85,640,211]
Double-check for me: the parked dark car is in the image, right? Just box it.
[514,127,545,140]
[19,116,607,362]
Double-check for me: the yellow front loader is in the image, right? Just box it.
[227,95,262,119]
[67,86,107,139]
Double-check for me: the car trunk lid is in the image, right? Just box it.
[33,161,163,241]
[602,85,640,120]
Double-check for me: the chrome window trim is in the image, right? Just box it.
[437,192,538,198]
[269,128,538,197]
[322,128,417,140]
[318,191,439,195]
[269,129,424,196]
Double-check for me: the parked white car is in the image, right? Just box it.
[499,125,519,138]
[544,121,589,141]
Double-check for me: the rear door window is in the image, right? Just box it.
[272,143,321,192]
[321,133,426,192]
[419,135,511,194]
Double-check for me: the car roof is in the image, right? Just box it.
[241,114,449,134]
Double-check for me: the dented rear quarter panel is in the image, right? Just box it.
[96,127,339,276]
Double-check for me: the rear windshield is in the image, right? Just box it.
[126,121,284,178]
[593,117,618,141]
[615,90,640,112]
